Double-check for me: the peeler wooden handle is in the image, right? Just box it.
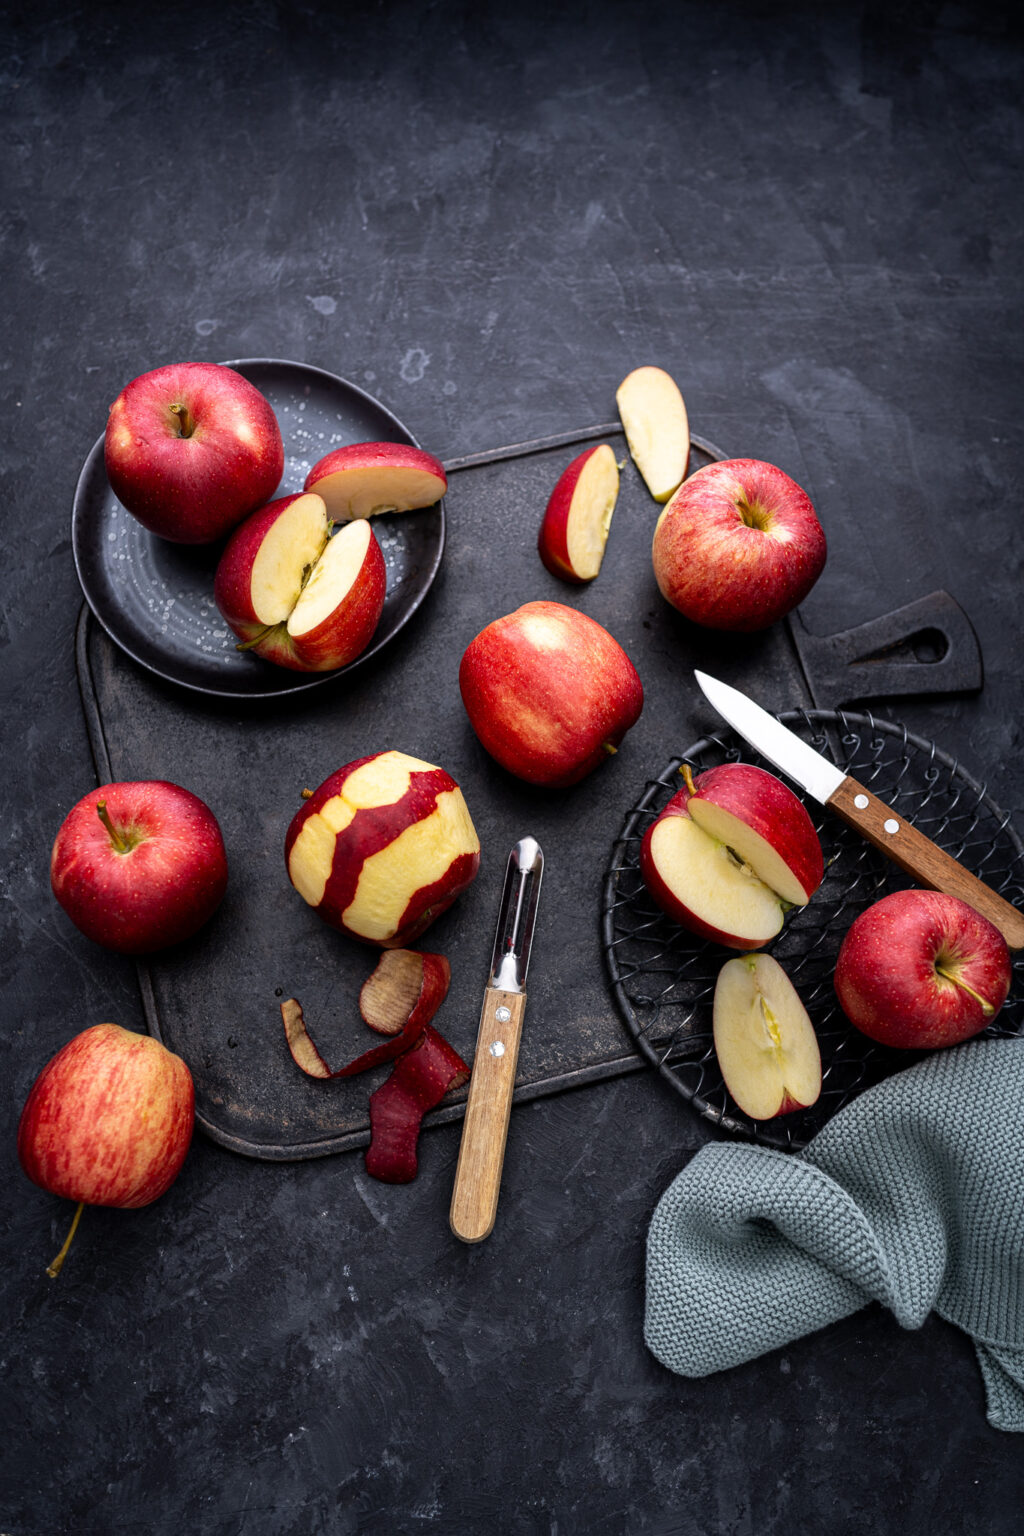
[449,988,527,1243]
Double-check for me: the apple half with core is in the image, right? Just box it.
[459,600,643,787]
[104,361,284,544]
[304,441,447,522]
[214,492,386,671]
[51,781,229,954]
[653,458,826,631]
[285,751,480,947]
[537,443,620,583]
[834,889,1012,1049]
[615,365,690,503]
[713,953,822,1119]
[640,763,823,948]
[18,1023,195,1277]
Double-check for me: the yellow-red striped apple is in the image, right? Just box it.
[285,751,480,946]
[459,600,643,788]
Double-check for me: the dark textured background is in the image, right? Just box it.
[3,4,1024,1532]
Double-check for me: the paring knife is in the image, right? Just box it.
[450,836,544,1243]
[694,670,1024,952]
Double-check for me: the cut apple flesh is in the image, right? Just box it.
[288,520,374,637]
[250,494,329,624]
[713,953,821,1119]
[686,798,812,906]
[307,464,445,522]
[615,366,690,502]
[566,444,620,579]
[649,815,784,945]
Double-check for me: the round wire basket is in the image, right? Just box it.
[601,709,1024,1151]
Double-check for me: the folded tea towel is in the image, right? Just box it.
[645,1038,1024,1430]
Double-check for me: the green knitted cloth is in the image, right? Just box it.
[645,1038,1024,1430]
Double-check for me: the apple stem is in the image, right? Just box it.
[602,742,618,757]
[235,622,280,652]
[681,763,696,795]
[169,401,194,439]
[301,788,314,800]
[96,799,130,854]
[934,962,996,1016]
[47,1201,85,1280]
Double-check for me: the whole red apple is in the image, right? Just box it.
[18,1023,195,1276]
[652,458,826,630]
[834,889,1012,1049]
[104,361,284,544]
[51,781,228,954]
[459,600,643,787]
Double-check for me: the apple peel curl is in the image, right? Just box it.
[280,950,467,1182]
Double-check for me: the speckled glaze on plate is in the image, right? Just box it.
[71,359,446,700]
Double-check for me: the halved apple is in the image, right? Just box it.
[713,953,821,1119]
[639,763,823,948]
[304,441,447,522]
[615,366,690,503]
[537,443,620,583]
[214,492,386,672]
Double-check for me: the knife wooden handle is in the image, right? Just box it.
[828,776,1024,949]
[449,988,527,1243]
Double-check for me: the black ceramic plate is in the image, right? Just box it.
[71,359,446,699]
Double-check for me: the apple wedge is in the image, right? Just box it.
[713,953,821,1119]
[640,764,823,948]
[537,443,620,583]
[214,492,386,671]
[615,366,690,502]
[304,441,447,522]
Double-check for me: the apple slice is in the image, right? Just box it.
[615,366,690,502]
[713,953,821,1119]
[304,441,447,522]
[215,494,386,671]
[639,764,823,948]
[537,443,620,583]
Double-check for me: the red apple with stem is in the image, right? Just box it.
[834,889,1012,1049]
[304,441,446,522]
[104,361,284,544]
[51,782,228,954]
[537,443,620,583]
[652,458,826,630]
[459,600,643,787]
[18,1023,195,1277]
[214,492,386,670]
[641,763,823,948]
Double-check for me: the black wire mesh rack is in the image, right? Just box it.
[601,709,1024,1151]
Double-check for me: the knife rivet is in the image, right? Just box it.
[884,817,900,834]
[490,1041,506,1057]
[495,1006,511,1023]
[854,794,869,809]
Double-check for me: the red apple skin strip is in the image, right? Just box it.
[281,951,451,1077]
[365,1026,470,1183]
